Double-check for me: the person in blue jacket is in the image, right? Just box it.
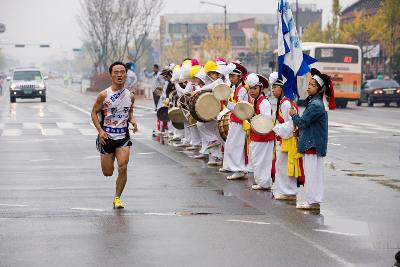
[289,68,334,210]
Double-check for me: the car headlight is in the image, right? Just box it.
[36,83,45,89]
[10,84,17,90]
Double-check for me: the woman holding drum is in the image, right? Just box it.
[219,62,250,180]
[245,73,275,190]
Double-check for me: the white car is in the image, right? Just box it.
[7,68,47,103]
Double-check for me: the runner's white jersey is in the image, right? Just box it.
[99,87,132,140]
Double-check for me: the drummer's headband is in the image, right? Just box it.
[313,75,324,88]
[232,69,242,75]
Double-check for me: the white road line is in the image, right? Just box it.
[226,219,271,225]
[56,122,75,129]
[41,128,63,136]
[71,208,104,212]
[84,155,100,159]
[351,122,400,134]
[1,129,22,136]
[0,203,29,207]
[144,212,176,216]
[330,122,376,134]
[23,122,41,129]
[314,229,360,237]
[136,152,156,155]
[282,227,355,267]
[30,158,54,162]
[328,129,340,134]
[78,128,98,136]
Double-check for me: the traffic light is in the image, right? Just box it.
[40,44,50,48]
[15,44,25,48]
[99,47,104,56]
[72,48,82,52]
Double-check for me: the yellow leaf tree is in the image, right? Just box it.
[162,35,187,65]
[199,26,231,62]
[369,0,400,77]
[340,10,375,76]
[301,21,324,42]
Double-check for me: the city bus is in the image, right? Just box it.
[298,42,362,108]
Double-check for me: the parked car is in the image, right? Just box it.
[71,74,82,84]
[7,68,47,103]
[357,79,400,107]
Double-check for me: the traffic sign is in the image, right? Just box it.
[40,44,50,48]
[0,23,5,33]
[15,44,25,48]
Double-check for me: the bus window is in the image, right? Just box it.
[315,48,359,63]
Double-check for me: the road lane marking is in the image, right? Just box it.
[41,128,63,136]
[136,152,156,155]
[281,226,355,267]
[226,219,271,225]
[78,128,98,136]
[351,122,400,134]
[23,122,41,129]
[71,208,104,212]
[144,212,176,216]
[30,158,54,162]
[1,129,22,136]
[56,122,75,129]
[314,229,360,237]
[84,155,100,159]
[0,204,29,207]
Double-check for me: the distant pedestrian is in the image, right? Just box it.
[289,68,334,211]
[91,61,138,209]
[125,62,138,93]
[377,72,384,80]
[144,64,162,109]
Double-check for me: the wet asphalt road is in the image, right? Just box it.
[0,80,399,267]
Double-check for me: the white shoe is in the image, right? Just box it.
[176,143,190,148]
[251,184,271,191]
[208,158,222,166]
[218,168,231,173]
[227,172,246,180]
[296,202,320,210]
[186,146,200,151]
[193,154,208,159]
[207,140,221,149]
[274,194,296,201]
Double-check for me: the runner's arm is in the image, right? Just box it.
[91,91,106,134]
[128,93,138,133]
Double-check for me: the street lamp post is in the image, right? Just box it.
[200,1,227,40]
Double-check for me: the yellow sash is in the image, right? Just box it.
[281,136,303,178]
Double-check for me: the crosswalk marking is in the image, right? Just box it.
[78,128,98,136]
[23,122,41,129]
[41,128,63,136]
[56,122,76,129]
[352,122,400,134]
[2,129,22,136]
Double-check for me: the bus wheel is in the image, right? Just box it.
[356,100,362,106]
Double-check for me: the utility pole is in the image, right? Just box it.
[200,1,227,40]
[186,23,190,58]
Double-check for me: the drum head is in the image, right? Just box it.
[234,101,254,120]
[251,114,273,134]
[195,92,220,121]
[172,121,184,130]
[156,106,169,122]
[213,83,231,101]
[168,107,186,123]
[218,111,231,141]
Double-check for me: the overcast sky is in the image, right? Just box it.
[0,0,357,68]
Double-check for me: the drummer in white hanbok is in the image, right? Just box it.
[246,73,275,190]
[219,62,250,180]
[192,61,224,166]
[270,72,303,200]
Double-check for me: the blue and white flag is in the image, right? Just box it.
[277,0,317,100]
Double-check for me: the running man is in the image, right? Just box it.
[91,61,138,209]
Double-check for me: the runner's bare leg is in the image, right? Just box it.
[115,146,130,197]
[100,154,115,176]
